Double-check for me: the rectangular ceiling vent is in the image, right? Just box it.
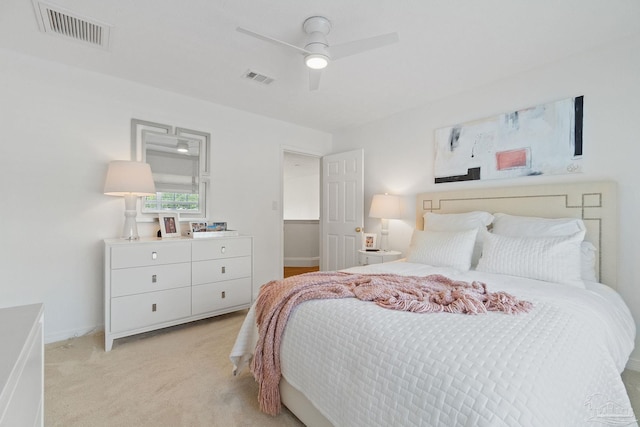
[242,70,274,85]
[32,0,112,50]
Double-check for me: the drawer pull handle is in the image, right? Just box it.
[221,291,226,299]
[152,303,157,312]
[152,274,157,283]
[221,266,226,274]
[151,251,158,260]
[221,246,226,254]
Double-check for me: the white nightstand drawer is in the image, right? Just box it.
[111,241,191,269]
[192,238,251,261]
[361,254,383,265]
[192,256,251,285]
[111,287,191,333]
[111,263,191,297]
[358,250,402,266]
[192,278,252,315]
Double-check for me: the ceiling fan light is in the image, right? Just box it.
[305,54,329,70]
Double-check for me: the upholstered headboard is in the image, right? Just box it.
[416,181,617,288]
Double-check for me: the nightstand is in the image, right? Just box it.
[358,250,402,266]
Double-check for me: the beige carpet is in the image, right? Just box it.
[45,311,303,427]
[46,310,640,426]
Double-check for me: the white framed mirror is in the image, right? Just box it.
[131,119,210,220]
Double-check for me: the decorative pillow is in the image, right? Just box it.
[581,241,598,282]
[424,211,494,231]
[491,213,585,237]
[476,231,585,287]
[406,228,478,271]
[490,213,595,281]
[423,211,494,267]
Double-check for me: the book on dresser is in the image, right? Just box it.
[104,236,253,351]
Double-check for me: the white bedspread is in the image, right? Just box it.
[230,262,636,427]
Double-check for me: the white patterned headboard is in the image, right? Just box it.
[416,181,618,288]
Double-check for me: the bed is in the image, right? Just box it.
[231,181,636,427]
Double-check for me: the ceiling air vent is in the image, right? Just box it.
[32,0,112,50]
[242,70,274,85]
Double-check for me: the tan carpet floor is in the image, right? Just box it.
[46,310,640,426]
[45,311,303,427]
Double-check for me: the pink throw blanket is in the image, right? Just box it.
[251,272,532,415]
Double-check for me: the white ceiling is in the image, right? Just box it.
[1,0,639,133]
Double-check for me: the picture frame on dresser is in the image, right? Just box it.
[208,222,227,231]
[189,221,207,233]
[159,213,180,237]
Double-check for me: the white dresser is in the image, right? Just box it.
[104,236,253,351]
[0,304,44,427]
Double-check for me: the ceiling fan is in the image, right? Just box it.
[237,16,399,91]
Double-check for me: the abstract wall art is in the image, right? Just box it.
[434,96,583,183]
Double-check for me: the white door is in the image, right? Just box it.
[321,149,364,271]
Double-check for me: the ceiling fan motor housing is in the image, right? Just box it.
[303,16,331,36]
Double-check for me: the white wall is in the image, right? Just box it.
[283,171,320,220]
[333,35,640,366]
[284,174,319,219]
[0,48,332,343]
[283,221,320,267]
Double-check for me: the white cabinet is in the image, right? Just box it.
[104,236,253,351]
[358,250,402,266]
[0,304,44,427]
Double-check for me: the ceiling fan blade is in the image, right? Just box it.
[331,32,399,60]
[236,27,310,56]
[309,69,322,91]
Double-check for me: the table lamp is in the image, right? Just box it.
[104,160,156,240]
[368,193,401,251]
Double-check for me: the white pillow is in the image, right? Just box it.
[476,231,585,287]
[490,213,595,281]
[581,241,598,282]
[406,228,477,271]
[492,213,585,237]
[424,211,494,231]
[423,211,494,267]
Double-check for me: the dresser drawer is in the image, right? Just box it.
[110,287,191,333]
[192,238,251,261]
[111,263,191,297]
[111,241,191,269]
[192,278,252,315]
[192,256,251,285]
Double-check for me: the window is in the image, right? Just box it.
[131,119,210,220]
[143,192,200,212]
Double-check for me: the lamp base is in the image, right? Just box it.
[122,194,140,240]
[380,218,390,251]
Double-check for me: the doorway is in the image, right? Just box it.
[282,151,321,277]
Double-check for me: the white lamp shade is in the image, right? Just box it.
[104,161,156,196]
[369,194,400,219]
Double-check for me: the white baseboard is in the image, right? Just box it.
[284,257,320,267]
[626,357,640,372]
[45,324,103,344]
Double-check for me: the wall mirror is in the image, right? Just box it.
[131,119,210,220]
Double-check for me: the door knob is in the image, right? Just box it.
[355,227,362,232]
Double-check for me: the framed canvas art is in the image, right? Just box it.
[434,96,583,183]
